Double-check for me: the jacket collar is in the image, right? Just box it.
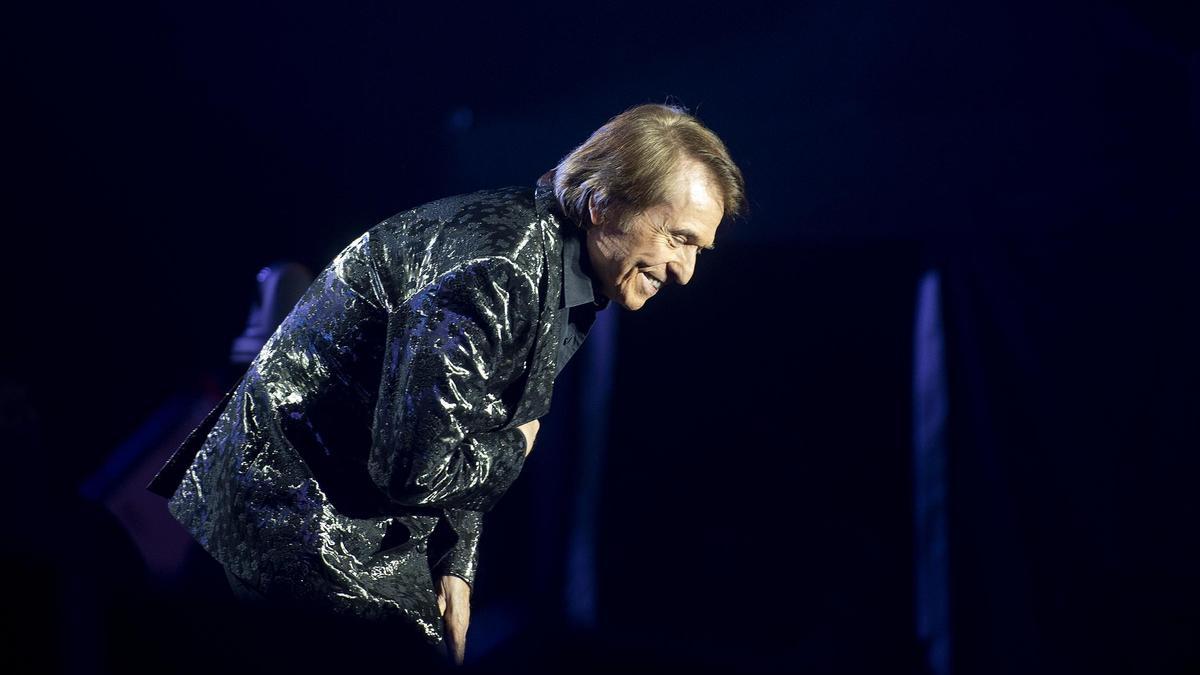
[535,174,610,312]
[561,227,610,311]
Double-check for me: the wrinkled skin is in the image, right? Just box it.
[585,159,724,311]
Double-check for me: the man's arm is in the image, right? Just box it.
[369,258,537,513]
[432,421,539,666]
[433,417,539,588]
[433,508,483,591]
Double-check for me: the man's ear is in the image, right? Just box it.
[587,193,602,230]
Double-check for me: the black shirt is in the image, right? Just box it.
[555,224,609,377]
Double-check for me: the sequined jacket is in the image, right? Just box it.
[148,180,572,648]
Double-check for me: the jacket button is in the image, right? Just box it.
[416,542,427,553]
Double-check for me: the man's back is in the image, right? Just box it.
[242,185,547,511]
[161,183,561,649]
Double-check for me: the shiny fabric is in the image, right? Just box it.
[149,179,573,650]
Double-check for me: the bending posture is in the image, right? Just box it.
[149,102,744,667]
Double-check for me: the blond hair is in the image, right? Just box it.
[545,103,746,232]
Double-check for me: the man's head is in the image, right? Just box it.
[548,103,745,310]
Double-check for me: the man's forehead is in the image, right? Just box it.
[682,173,722,213]
[667,160,721,205]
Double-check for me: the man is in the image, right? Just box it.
[148,102,745,667]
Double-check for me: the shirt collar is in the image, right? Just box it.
[561,226,608,310]
[535,174,610,312]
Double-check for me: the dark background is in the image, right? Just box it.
[5,1,1198,673]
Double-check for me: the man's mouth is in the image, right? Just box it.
[640,271,663,295]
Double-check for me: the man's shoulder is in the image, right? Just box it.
[369,185,548,266]
[390,185,537,230]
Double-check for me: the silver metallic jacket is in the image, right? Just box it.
[149,178,572,648]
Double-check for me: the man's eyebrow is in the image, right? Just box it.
[673,226,716,250]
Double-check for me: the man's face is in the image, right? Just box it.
[585,160,724,311]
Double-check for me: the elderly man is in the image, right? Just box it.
[148,102,744,667]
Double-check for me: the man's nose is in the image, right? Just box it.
[670,247,697,286]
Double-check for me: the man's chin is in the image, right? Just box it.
[604,287,642,311]
[616,294,645,311]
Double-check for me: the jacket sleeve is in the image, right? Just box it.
[432,508,484,590]
[369,258,537,513]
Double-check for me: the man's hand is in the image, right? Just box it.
[517,419,540,458]
[437,574,471,665]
